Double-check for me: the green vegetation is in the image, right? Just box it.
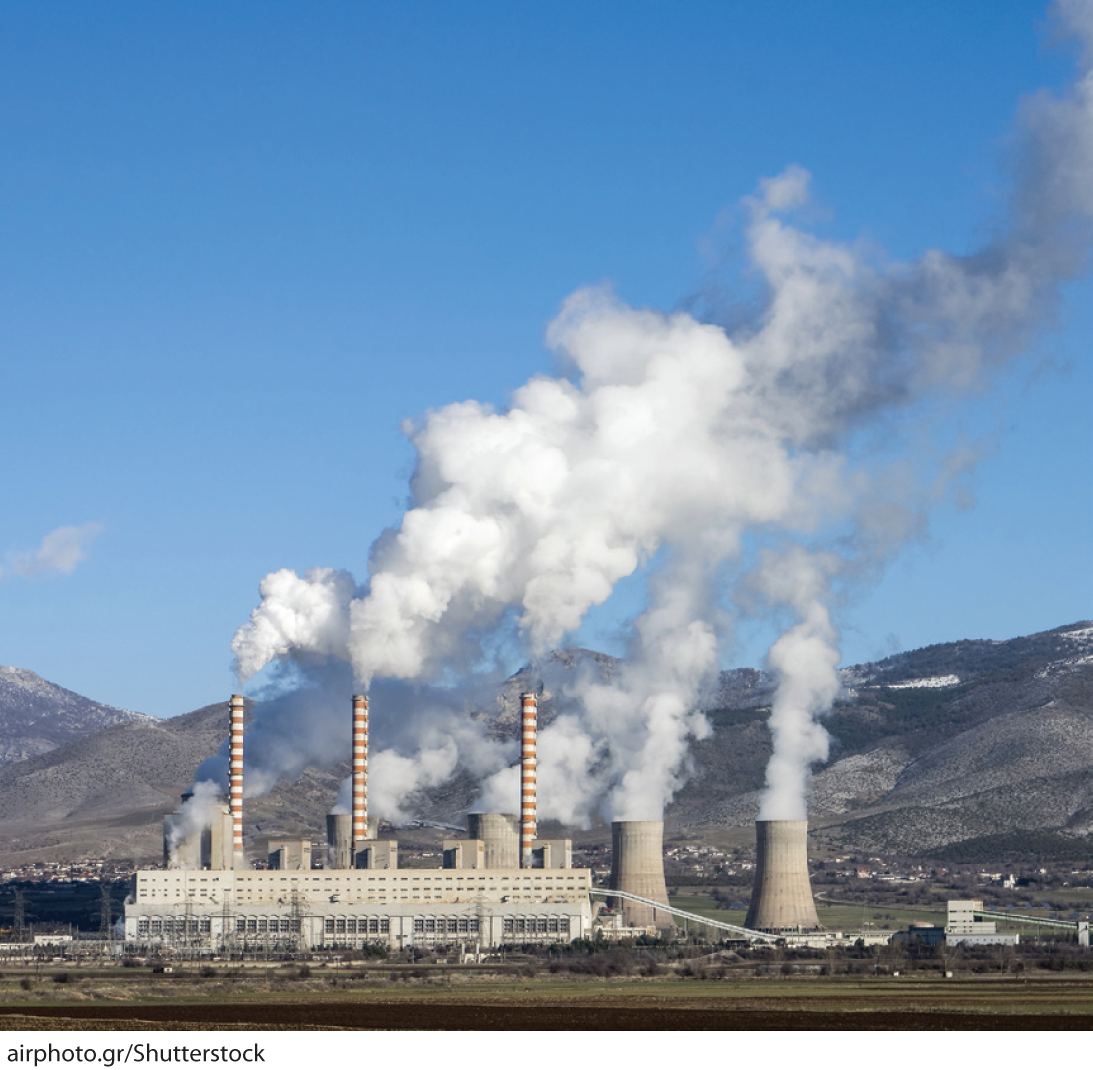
[932,831,1093,865]
[704,706,767,729]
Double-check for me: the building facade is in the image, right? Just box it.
[124,867,593,951]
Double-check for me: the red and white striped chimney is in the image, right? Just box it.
[520,691,537,867]
[351,694,369,860]
[228,694,245,864]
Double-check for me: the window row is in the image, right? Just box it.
[410,917,481,934]
[502,917,571,934]
[234,918,303,933]
[322,918,392,934]
[136,918,212,936]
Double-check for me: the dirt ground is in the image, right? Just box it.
[1,976,1092,1030]
[0,1002,1089,1030]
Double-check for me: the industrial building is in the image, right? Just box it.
[126,692,599,951]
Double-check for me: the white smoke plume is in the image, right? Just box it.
[194,668,514,823]
[166,779,223,865]
[229,4,1093,826]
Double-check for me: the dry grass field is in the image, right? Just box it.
[0,967,1091,1030]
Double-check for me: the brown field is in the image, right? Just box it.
[1,971,1092,1030]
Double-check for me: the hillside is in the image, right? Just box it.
[0,666,153,765]
[0,622,1089,864]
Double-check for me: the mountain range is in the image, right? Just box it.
[0,620,1090,865]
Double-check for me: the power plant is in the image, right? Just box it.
[127,693,832,951]
[128,692,599,951]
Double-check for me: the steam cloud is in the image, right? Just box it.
[226,3,1093,826]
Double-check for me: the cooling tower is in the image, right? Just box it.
[467,812,519,869]
[744,820,821,932]
[608,820,671,929]
[228,694,245,867]
[520,692,537,867]
[326,813,353,870]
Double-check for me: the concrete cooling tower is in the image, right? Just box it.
[608,820,671,929]
[467,812,520,869]
[326,813,353,870]
[744,820,821,932]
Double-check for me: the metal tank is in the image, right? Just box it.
[744,819,821,931]
[608,820,672,929]
[467,812,520,869]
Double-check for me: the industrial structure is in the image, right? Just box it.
[607,820,672,930]
[127,692,599,951]
[744,819,821,932]
[126,693,875,953]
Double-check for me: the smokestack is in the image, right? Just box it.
[228,694,245,867]
[609,820,671,929]
[744,819,821,932]
[351,694,369,856]
[520,692,537,867]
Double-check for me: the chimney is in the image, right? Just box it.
[228,694,245,867]
[520,692,537,867]
[608,820,671,929]
[744,819,821,932]
[351,694,369,858]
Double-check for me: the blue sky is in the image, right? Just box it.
[1,1,1089,717]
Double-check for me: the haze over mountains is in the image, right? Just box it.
[0,621,1090,865]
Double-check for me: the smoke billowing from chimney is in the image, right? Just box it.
[228,5,1093,825]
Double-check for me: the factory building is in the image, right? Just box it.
[128,868,593,950]
[127,692,597,951]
